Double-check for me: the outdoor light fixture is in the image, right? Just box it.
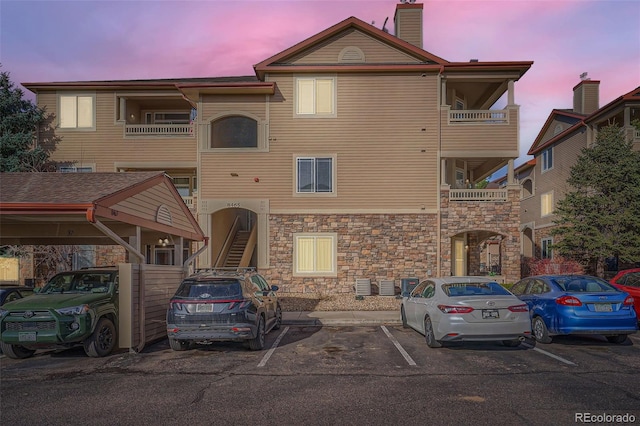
[158,237,170,247]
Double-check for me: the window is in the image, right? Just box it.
[59,166,93,173]
[59,94,95,129]
[294,234,337,276]
[541,238,553,259]
[296,77,335,116]
[211,115,258,148]
[541,191,554,216]
[541,147,553,172]
[153,112,190,124]
[296,157,333,194]
[170,176,196,197]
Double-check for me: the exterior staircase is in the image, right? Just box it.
[223,230,251,268]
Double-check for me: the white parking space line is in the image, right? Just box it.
[521,342,577,366]
[381,326,416,366]
[257,326,289,368]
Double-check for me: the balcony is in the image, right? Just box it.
[124,124,194,137]
[440,106,519,153]
[449,189,508,202]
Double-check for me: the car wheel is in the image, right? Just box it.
[273,305,282,330]
[0,341,35,359]
[248,316,265,351]
[424,317,441,348]
[532,316,552,344]
[83,317,117,357]
[168,337,190,351]
[401,307,408,328]
[502,339,521,348]
[606,335,628,344]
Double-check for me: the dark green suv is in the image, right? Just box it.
[0,267,119,359]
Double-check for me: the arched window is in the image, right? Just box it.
[211,115,257,148]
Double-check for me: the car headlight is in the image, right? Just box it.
[55,305,89,315]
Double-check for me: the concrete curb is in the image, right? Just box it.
[282,311,402,327]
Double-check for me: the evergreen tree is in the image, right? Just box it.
[552,124,640,275]
[0,68,58,172]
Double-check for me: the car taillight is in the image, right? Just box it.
[438,305,474,314]
[508,304,528,312]
[227,300,249,310]
[170,302,184,310]
[556,296,582,306]
[623,296,635,306]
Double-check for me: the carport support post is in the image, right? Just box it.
[118,263,133,351]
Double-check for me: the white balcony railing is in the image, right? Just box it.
[449,110,508,124]
[449,189,508,202]
[125,124,194,137]
[182,196,195,208]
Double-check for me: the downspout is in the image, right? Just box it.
[436,65,445,277]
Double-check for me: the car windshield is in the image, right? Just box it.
[174,279,243,299]
[553,276,619,293]
[442,282,510,297]
[40,272,114,294]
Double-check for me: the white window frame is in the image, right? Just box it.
[541,237,553,259]
[294,155,336,196]
[58,93,96,130]
[294,76,336,117]
[59,165,94,173]
[541,191,554,217]
[541,147,553,172]
[293,233,337,277]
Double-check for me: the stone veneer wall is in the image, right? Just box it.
[440,187,521,283]
[266,214,438,294]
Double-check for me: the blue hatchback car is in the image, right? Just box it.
[510,275,637,344]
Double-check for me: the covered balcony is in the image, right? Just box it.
[116,94,196,138]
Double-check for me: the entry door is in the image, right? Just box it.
[453,239,465,276]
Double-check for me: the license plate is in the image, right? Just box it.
[594,303,612,312]
[196,303,213,313]
[482,309,499,319]
[18,332,37,342]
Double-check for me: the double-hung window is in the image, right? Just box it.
[541,147,553,172]
[59,94,95,130]
[541,191,554,217]
[294,233,337,276]
[297,157,334,194]
[296,77,335,117]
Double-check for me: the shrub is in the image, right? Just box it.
[527,258,584,276]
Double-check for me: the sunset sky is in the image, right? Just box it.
[1,0,639,166]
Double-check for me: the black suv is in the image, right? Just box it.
[166,268,281,351]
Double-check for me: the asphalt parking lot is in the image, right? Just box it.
[2,326,639,425]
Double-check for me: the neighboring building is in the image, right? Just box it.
[24,2,532,291]
[522,79,640,273]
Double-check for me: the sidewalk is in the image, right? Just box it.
[282,311,401,326]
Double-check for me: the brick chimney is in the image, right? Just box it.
[394,1,423,49]
[573,77,600,115]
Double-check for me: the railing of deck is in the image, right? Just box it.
[125,124,194,137]
[449,110,509,124]
[449,189,508,202]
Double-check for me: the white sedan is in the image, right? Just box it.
[401,277,532,348]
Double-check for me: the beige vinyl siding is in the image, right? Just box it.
[39,91,197,172]
[394,9,423,48]
[111,185,195,232]
[199,72,439,211]
[439,108,519,153]
[288,29,422,65]
[534,129,587,227]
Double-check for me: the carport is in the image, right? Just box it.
[0,172,207,351]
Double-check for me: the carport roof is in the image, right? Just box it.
[0,172,205,246]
